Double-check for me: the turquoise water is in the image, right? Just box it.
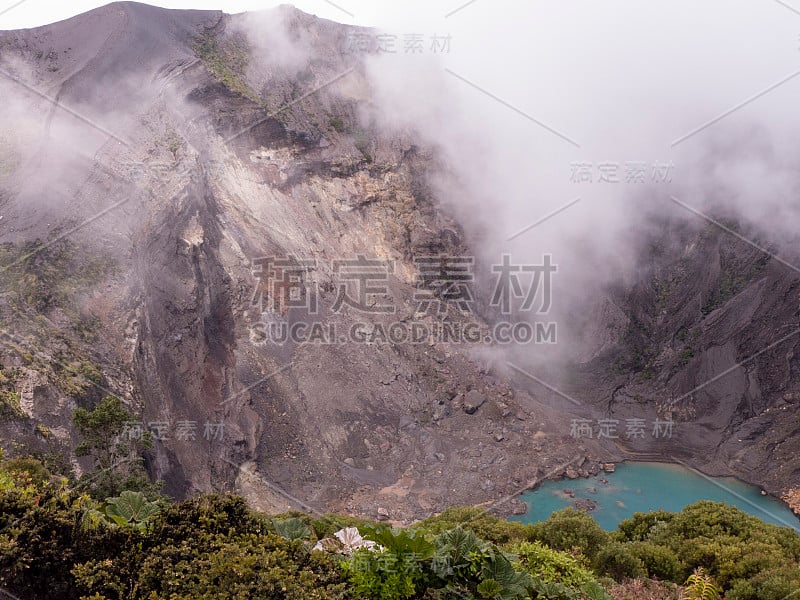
[512,462,800,532]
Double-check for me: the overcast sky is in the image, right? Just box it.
[0,0,457,29]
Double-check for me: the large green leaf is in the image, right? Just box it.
[477,578,502,598]
[105,490,160,526]
[362,525,435,559]
[272,518,311,541]
[433,526,485,578]
[530,579,580,600]
[480,551,532,600]
[581,581,613,600]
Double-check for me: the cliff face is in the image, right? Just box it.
[0,2,598,520]
[0,2,796,520]
[565,216,800,493]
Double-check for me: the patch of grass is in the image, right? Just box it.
[0,366,22,419]
[0,239,116,314]
[0,390,22,418]
[193,31,261,104]
[53,360,104,399]
[328,116,346,133]
[639,365,655,381]
[701,237,770,315]
[678,348,694,366]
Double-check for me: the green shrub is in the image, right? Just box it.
[2,457,51,485]
[0,483,130,599]
[329,116,346,133]
[616,510,675,542]
[628,541,684,581]
[344,548,420,600]
[72,395,156,498]
[594,542,645,581]
[343,525,437,599]
[147,534,345,599]
[529,508,609,560]
[0,389,22,418]
[273,517,312,540]
[507,540,598,588]
[419,506,532,545]
[725,563,800,600]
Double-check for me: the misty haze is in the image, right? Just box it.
[0,2,798,599]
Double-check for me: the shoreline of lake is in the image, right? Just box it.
[511,460,800,531]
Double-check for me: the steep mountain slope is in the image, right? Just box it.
[0,1,797,521]
[0,2,602,520]
[568,217,800,494]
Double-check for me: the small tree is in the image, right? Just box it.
[73,396,155,498]
[73,396,131,470]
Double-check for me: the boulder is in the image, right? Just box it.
[463,390,486,414]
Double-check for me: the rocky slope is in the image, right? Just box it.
[0,1,796,521]
[566,216,800,495]
[0,2,608,522]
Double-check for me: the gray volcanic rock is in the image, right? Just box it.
[0,1,797,520]
[562,216,800,496]
[463,390,486,414]
[0,2,597,519]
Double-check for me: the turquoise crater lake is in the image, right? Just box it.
[512,462,800,532]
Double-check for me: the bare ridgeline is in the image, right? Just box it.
[0,1,798,523]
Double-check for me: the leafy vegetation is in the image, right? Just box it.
[527,507,610,561]
[100,490,161,530]
[72,395,157,499]
[0,389,22,418]
[682,568,721,600]
[0,450,798,599]
[700,236,770,315]
[614,502,800,599]
[273,516,312,541]
[329,115,347,133]
[509,540,600,588]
